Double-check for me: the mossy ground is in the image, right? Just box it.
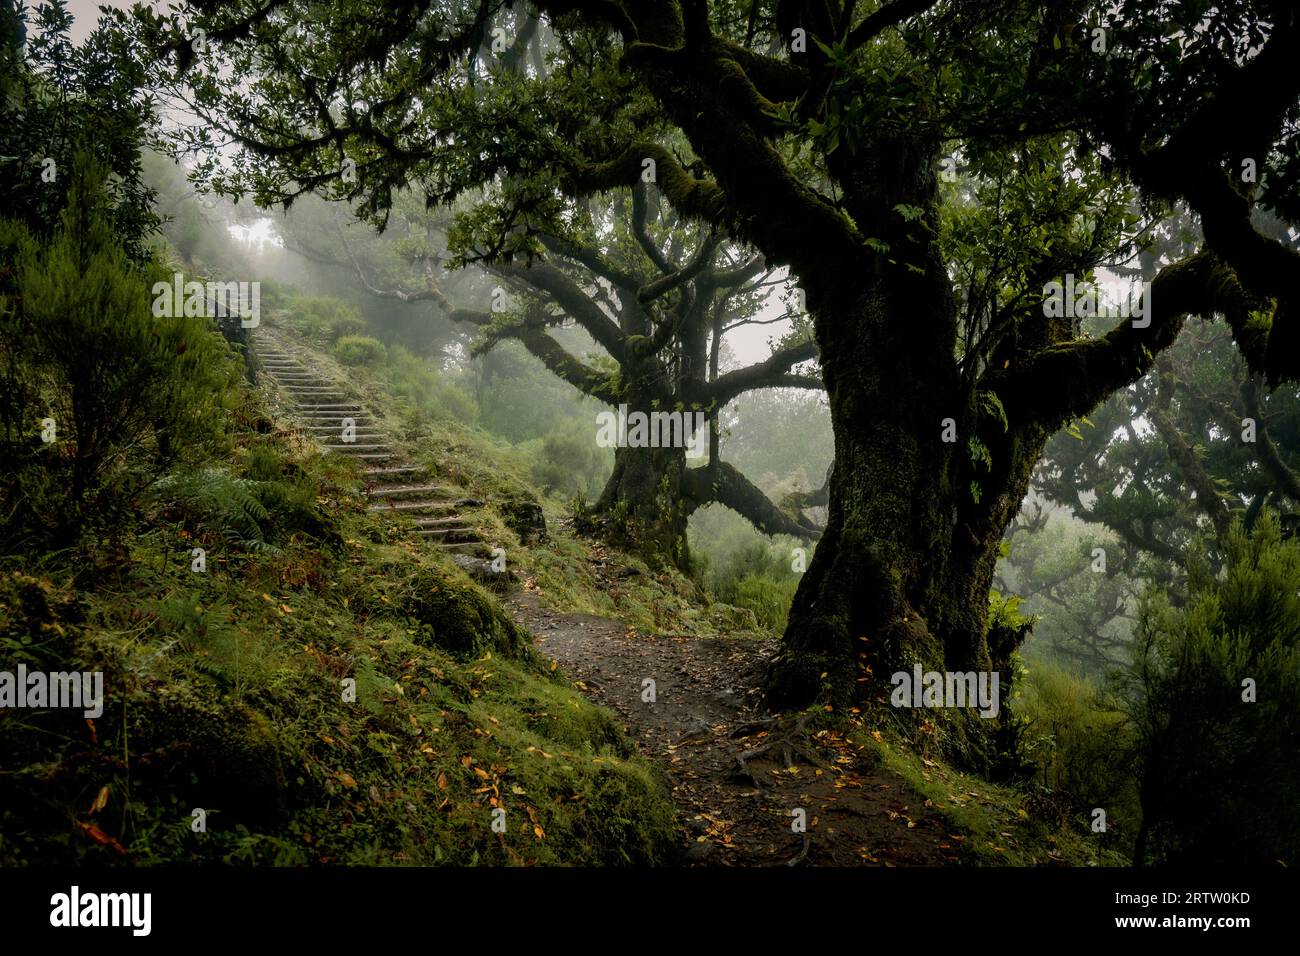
[0,326,1125,867]
[0,375,676,866]
[278,329,1128,867]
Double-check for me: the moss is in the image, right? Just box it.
[398,569,532,659]
[0,360,678,867]
[849,726,1127,867]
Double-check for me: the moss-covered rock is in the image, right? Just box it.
[399,569,531,659]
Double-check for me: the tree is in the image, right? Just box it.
[1,0,158,260]
[134,1,1300,764]
[996,502,1139,675]
[1033,202,1300,577]
[292,187,823,567]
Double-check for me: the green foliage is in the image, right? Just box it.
[274,294,367,345]
[998,516,1139,677]
[383,343,478,424]
[153,467,278,553]
[0,385,677,867]
[333,333,386,366]
[986,589,1033,638]
[1016,662,1139,836]
[1121,515,1300,865]
[0,0,158,261]
[476,339,603,445]
[529,418,611,501]
[703,538,803,633]
[0,160,239,552]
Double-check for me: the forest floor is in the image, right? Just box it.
[507,586,959,867]
[248,324,1119,868]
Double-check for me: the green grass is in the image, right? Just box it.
[259,325,1135,868]
[270,326,769,640]
[844,723,1127,867]
[0,364,677,867]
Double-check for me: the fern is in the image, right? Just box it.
[153,467,282,554]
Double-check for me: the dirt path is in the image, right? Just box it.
[506,589,961,867]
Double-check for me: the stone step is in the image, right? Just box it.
[416,530,483,546]
[364,483,459,500]
[411,515,471,528]
[363,464,423,477]
[344,451,401,461]
[322,443,393,452]
[302,429,385,439]
[366,499,458,513]
[415,527,479,541]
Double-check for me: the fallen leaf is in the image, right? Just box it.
[89,785,110,815]
[77,822,127,855]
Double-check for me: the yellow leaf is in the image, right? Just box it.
[89,785,110,815]
[533,825,546,839]
[336,771,358,789]
[473,767,490,780]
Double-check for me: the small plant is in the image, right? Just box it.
[333,334,386,366]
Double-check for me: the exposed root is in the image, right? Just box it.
[732,712,828,786]
[781,833,811,867]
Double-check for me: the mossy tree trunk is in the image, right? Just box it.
[593,442,692,568]
[761,152,1040,764]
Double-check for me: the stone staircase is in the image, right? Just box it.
[252,333,503,572]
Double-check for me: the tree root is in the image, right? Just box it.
[780,833,811,867]
[732,712,828,786]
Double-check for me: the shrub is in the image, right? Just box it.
[275,295,366,344]
[1016,662,1139,833]
[706,540,802,631]
[531,419,611,499]
[334,334,386,366]
[384,344,478,422]
[1120,515,1300,865]
[0,161,238,553]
